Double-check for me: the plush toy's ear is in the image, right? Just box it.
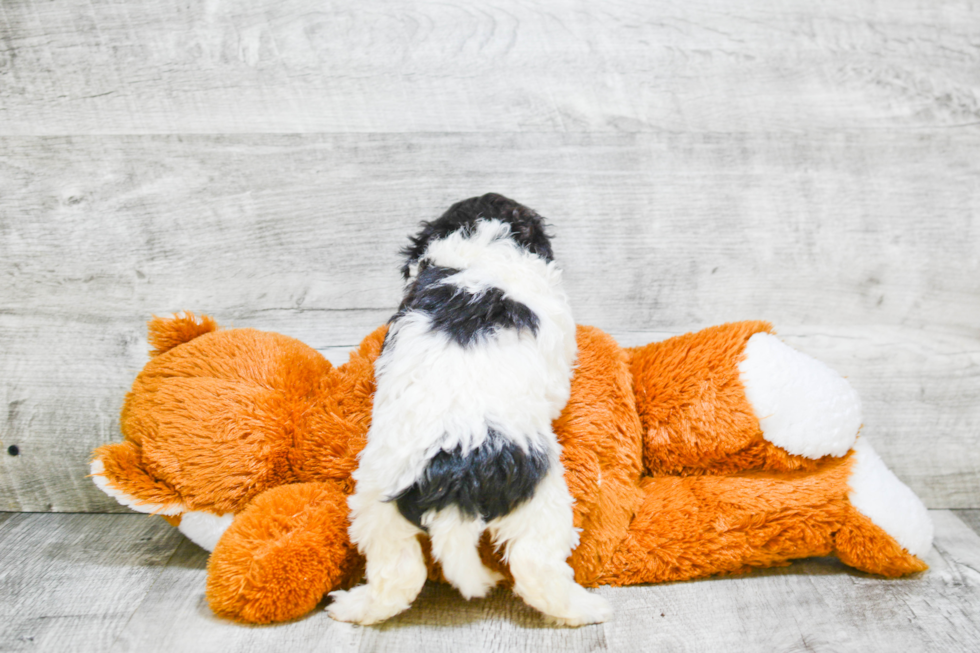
[90,440,185,516]
[147,312,219,357]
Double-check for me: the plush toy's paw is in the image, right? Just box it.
[206,482,361,625]
[453,567,504,600]
[738,332,862,458]
[541,587,612,627]
[847,438,933,558]
[327,585,412,625]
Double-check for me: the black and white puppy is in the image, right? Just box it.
[327,193,612,626]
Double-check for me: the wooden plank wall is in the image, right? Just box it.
[1,0,978,512]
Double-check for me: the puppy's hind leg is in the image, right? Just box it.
[425,507,503,600]
[490,466,612,627]
[327,493,428,625]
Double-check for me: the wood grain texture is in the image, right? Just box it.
[1,0,978,135]
[952,510,980,538]
[0,510,953,652]
[0,513,183,653]
[1,131,978,511]
[606,510,980,653]
[1,133,977,332]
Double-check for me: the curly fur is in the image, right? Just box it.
[328,195,612,626]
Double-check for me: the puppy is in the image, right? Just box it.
[327,193,612,626]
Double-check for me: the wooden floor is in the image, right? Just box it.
[1,511,979,653]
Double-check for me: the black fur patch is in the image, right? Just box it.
[392,430,550,527]
[392,264,539,347]
[400,193,554,280]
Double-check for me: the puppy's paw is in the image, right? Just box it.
[542,588,612,627]
[326,585,409,625]
[455,568,504,600]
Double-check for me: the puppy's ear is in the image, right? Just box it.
[477,194,555,262]
[510,208,555,262]
[400,223,435,280]
[399,253,416,281]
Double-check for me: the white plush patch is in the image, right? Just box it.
[848,438,933,557]
[738,332,862,458]
[178,511,235,552]
[89,458,184,516]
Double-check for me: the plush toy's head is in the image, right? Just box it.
[98,313,386,517]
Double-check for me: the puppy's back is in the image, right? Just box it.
[359,196,576,525]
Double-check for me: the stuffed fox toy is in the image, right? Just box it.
[91,313,933,624]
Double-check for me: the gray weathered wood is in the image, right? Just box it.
[1,132,978,511]
[953,510,980,538]
[2,133,977,333]
[0,513,184,653]
[777,329,980,509]
[607,510,980,653]
[1,0,978,135]
[6,510,957,652]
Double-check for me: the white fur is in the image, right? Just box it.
[329,219,610,626]
[423,219,578,368]
[425,506,503,600]
[355,220,577,503]
[89,457,184,516]
[738,332,862,458]
[328,489,431,624]
[178,510,235,552]
[488,464,613,626]
[848,438,933,557]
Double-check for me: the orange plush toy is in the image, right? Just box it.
[91,313,933,624]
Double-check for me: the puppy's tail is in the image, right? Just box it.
[148,311,219,357]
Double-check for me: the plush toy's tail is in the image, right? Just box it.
[148,312,219,357]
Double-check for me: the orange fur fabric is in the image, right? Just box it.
[91,315,930,624]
